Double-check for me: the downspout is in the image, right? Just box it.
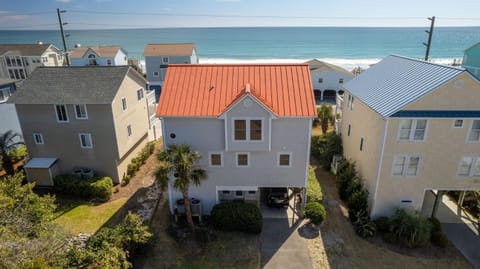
[371,118,389,218]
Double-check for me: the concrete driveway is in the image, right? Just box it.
[261,218,313,269]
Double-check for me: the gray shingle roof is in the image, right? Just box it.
[343,55,465,118]
[8,66,134,104]
[0,44,54,56]
[305,59,353,76]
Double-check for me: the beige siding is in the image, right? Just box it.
[373,73,480,216]
[111,72,150,181]
[341,92,386,207]
[403,73,480,110]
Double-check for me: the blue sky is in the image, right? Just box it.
[1,0,480,29]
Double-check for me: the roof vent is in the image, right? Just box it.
[209,83,215,91]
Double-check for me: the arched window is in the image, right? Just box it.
[88,54,97,65]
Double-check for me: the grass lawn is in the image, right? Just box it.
[55,197,128,235]
[135,199,261,269]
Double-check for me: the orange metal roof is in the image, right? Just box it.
[143,43,196,57]
[157,64,316,117]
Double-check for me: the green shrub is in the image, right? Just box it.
[347,186,369,222]
[127,163,137,177]
[336,160,357,201]
[211,202,263,234]
[53,175,113,201]
[374,216,390,233]
[353,209,376,238]
[305,202,327,225]
[310,133,343,169]
[122,174,131,185]
[428,217,448,247]
[7,145,27,162]
[90,177,113,201]
[307,166,323,203]
[387,209,432,248]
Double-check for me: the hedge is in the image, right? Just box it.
[307,165,323,203]
[310,133,342,169]
[211,202,263,234]
[54,175,113,201]
[386,209,432,248]
[123,141,156,183]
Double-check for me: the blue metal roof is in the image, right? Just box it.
[343,55,465,118]
[391,110,480,118]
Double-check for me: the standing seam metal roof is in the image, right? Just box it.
[342,55,465,117]
[156,64,316,117]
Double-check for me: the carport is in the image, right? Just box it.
[24,157,59,186]
[260,187,305,220]
[421,190,480,267]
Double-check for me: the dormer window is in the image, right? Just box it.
[88,54,97,65]
[234,119,263,141]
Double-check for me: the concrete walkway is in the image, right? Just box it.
[423,191,480,269]
[261,218,313,269]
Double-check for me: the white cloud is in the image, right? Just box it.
[56,0,72,3]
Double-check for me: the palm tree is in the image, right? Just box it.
[0,130,24,176]
[154,144,206,230]
[318,104,335,134]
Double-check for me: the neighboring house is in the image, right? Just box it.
[0,78,22,137]
[70,45,128,66]
[305,59,353,104]
[0,43,63,80]
[462,42,480,80]
[157,64,316,215]
[8,66,150,186]
[340,55,480,218]
[143,43,198,100]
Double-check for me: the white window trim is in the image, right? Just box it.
[54,104,69,123]
[232,117,264,142]
[277,152,292,167]
[136,88,144,101]
[457,155,480,177]
[391,154,421,177]
[236,152,250,167]
[33,133,44,145]
[209,152,224,167]
[452,119,464,128]
[74,104,88,120]
[162,57,169,63]
[397,119,428,142]
[466,119,480,143]
[121,97,127,111]
[79,133,93,149]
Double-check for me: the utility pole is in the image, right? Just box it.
[423,16,435,61]
[57,8,70,66]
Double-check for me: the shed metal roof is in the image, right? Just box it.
[157,64,316,117]
[343,55,465,117]
[24,158,57,168]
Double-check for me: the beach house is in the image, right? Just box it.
[157,64,316,215]
[0,43,63,80]
[70,45,128,66]
[340,55,480,218]
[0,78,22,137]
[305,59,353,104]
[143,43,198,100]
[462,42,480,80]
[8,66,149,186]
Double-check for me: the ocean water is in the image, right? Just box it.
[1,27,479,70]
